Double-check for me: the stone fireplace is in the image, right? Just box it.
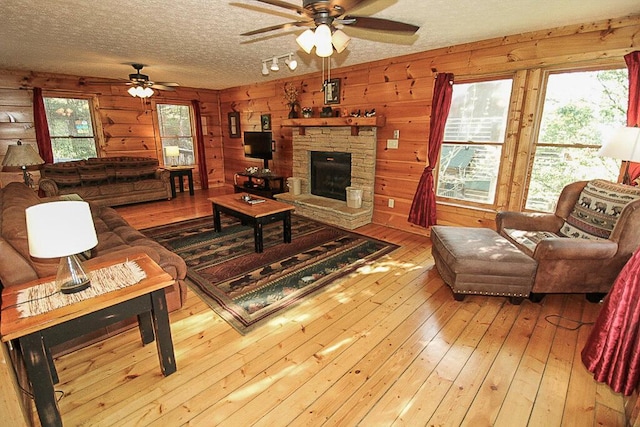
[275,123,378,229]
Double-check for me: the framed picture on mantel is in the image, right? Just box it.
[324,78,340,105]
[228,112,240,138]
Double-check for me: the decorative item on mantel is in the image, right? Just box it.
[302,107,313,118]
[284,82,299,118]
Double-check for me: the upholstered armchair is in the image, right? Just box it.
[496,179,640,301]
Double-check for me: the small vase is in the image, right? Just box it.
[288,104,298,119]
[303,111,312,118]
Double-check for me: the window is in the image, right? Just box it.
[436,79,513,204]
[525,69,628,212]
[156,103,195,166]
[43,97,98,162]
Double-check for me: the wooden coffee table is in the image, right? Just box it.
[209,193,295,253]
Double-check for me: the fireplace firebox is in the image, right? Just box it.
[310,151,351,201]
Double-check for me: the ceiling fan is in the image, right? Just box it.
[241,0,419,57]
[123,64,179,98]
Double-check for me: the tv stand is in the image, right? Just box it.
[233,171,284,199]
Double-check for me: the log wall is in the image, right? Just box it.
[219,15,640,236]
[0,70,224,189]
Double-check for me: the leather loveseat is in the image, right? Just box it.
[0,182,187,350]
[38,156,172,207]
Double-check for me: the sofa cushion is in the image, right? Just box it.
[42,164,81,187]
[559,179,640,240]
[78,164,108,185]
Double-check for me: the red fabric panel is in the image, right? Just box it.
[625,52,640,183]
[581,247,640,395]
[33,87,54,164]
[192,100,209,190]
[408,73,454,227]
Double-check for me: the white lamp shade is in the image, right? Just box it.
[598,127,640,162]
[314,24,333,57]
[26,201,98,258]
[165,146,180,157]
[331,29,351,53]
[296,29,315,54]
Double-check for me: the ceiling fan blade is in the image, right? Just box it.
[151,84,177,91]
[241,20,312,36]
[156,82,180,87]
[340,15,419,33]
[254,0,305,15]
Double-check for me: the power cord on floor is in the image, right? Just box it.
[544,314,594,330]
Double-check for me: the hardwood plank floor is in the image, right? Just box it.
[40,188,625,426]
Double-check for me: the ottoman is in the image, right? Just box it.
[430,226,537,304]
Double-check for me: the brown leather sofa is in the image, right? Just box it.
[496,179,640,299]
[38,156,172,207]
[0,182,187,351]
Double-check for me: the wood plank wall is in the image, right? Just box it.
[219,15,640,236]
[0,70,224,189]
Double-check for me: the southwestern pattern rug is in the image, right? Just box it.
[142,215,398,334]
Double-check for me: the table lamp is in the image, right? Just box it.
[1,140,45,188]
[598,127,640,185]
[26,201,98,294]
[165,146,180,167]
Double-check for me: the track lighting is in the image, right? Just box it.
[270,57,279,71]
[260,52,297,76]
[296,26,352,57]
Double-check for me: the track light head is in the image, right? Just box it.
[270,57,279,71]
[261,61,269,75]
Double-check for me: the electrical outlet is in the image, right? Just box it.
[393,129,400,139]
[387,139,399,149]
[388,198,395,208]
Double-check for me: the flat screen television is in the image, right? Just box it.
[243,131,273,169]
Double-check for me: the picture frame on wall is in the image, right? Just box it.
[228,112,241,138]
[261,114,271,131]
[324,78,341,105]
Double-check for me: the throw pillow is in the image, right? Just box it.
[559,179,640,240]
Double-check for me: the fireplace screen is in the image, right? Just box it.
[310,151,351,201]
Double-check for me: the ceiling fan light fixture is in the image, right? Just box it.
[331,29,351,53]
[314,24,333,57]
[127,86,138,97]
[296,29,315,54]
[141,87,154,98]
[261,61,269,75]
[270,57,280,71]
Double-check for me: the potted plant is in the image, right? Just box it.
[284,83,299,118]
[302,107,313,118]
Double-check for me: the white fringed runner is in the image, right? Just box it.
[16,260,147,318]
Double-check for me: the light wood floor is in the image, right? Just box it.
[44,188,628,426]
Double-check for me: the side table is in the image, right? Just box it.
[0,252,177,427]
[164,166,195,198]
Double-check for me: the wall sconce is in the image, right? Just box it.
[261,52,297,76]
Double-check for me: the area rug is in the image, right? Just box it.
[142,215,398,334]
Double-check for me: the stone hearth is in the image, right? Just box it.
[275,125,377,230]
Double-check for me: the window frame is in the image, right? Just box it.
[521,64,628,212]
[42,93,101,162]
[154,101,197,167]
[435,74,517,210]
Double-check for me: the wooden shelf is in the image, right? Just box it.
[282,116,385,135]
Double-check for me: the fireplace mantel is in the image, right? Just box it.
[282,116,385,136]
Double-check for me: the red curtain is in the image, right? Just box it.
[33,87,53,163]
[581,247,640,395]
[625,51,640,183]
[192,100,209,190]
[408,73,454,227]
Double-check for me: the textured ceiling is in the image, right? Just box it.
[0,0,638,91]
